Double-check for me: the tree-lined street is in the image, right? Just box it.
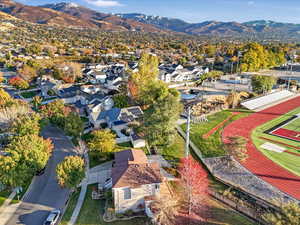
[4,126,76,225]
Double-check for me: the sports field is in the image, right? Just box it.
[223,96,300,200]
[268,111,300,142]
[252,107,300,176]
[283,118,300,132]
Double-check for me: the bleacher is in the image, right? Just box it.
[241,90,295,111]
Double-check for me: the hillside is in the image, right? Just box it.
[0,0,97,28]
[0,1,163,32]
[41,2,163,32]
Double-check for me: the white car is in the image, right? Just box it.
[43,209,61,225]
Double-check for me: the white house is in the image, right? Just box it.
[159,65,209,83]
[91,71,107,83]
[111,149,163,214]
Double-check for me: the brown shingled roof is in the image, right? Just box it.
[112,149,162,188]
[114,149,148,166]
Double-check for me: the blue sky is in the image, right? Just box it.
[18,0,300,23]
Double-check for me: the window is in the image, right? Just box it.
[123,188,131,200]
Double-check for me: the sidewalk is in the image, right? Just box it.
[0,189,17,225]
[67,141,89,225]
[67,142,113,225]
[0,176,37,225]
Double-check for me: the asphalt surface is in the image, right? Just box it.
[6,126,76,225]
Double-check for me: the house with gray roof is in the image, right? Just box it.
[89,106,143,130]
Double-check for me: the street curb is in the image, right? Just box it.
[21,176,37,202]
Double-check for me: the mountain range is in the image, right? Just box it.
[1,0,300,39]
[117,13,300,37]
[0,0,162,32]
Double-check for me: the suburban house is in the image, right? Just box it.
[111,149,163,214]
[159,64,209,83]
[90,71,107,84]
[82,63,126,88]
[89,106,143,130]
[38,76,62,97]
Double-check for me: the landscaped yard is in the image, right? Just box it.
[75,184,150,225]
[182,109,252,158]
[252,107,300,176]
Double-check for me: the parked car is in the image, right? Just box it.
[43,209,60,225]
[36,167,46,176]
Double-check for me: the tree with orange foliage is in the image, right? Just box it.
[0,88,12,106]
[0,71,4,83]
[9,76,29,89]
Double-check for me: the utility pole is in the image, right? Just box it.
[185,106,191,157]
[287,59,293,90]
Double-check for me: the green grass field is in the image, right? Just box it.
[181,109,252,158]
[283,118,300,132]
[252,107,300,176]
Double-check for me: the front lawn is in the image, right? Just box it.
[252,107,300,176]
[0,189,11,207]
[182,110,252,158]
[76,184,149,225]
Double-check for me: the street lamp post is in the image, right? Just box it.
[185,106,191,157]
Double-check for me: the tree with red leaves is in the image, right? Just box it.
[9,76,29,90]
[179,155,209,224]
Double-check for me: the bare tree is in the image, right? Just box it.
[152,194,181,225]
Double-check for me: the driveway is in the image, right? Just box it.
[88,162,112,185]
[5,126,76,225]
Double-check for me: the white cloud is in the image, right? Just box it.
[85,0,123,7]
[247,1,255,6]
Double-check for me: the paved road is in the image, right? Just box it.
[6,126,76,225]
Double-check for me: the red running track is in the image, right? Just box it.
[223,96,300,200]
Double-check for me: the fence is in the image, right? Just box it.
[209,190,268,225]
